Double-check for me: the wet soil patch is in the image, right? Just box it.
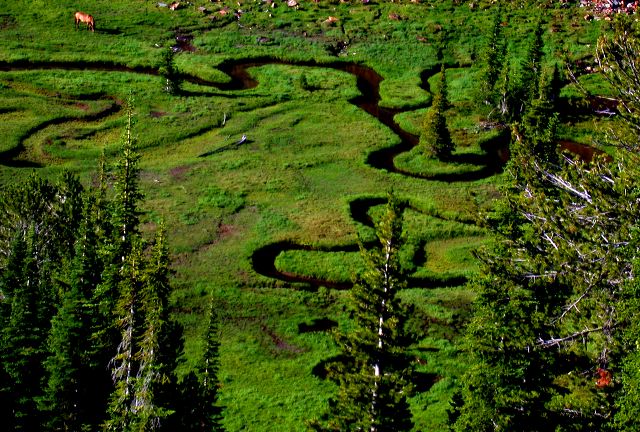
[172,32,196,53]
[150,110,168,118]
[169,164,191,180]
[559,140,609,163]
[260,325,306,354]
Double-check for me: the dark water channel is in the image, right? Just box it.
[0,58,605,288]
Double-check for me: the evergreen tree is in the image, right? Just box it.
[310,195,413,432]
[0,233,29,432]
[596,17,640,428]
[56,170,85,263]
[177,298,224,431]
[495,55,517,122]
[105,240,145,432]
[421,64,454,159]
[615,254,640,431]
[159,48,181,95]
[40,197,103,431]
[1,227,49,431]
[113,100,143,256]
[93,101,144,429]
[452,67,640,430]
[477,8,506,107]
[132,225,175,431]
[519,71,561,166]
[517,20,545,110]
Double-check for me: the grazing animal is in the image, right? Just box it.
[74,11,95,32]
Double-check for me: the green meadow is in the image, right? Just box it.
[0,0,613,429]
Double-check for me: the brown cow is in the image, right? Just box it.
[74,11,95,32]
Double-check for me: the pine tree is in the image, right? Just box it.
[310,195,413,432]
[93,101,144,429]
[105,240,145,432]
[177,298,224,431]
[132,225,175,431]
[452,82,640,429]
[57,170,85,262]
[595,17,640,428]
[421,64,454,159]
[614,256,640,431]
[518,20,545,109]
[0,233,29,432]
[1,227,49,431]
[159,48,181,95]
[477,8,506,107]
[113,100,143,257]
[40,196,103,431]
[519,71,561,166]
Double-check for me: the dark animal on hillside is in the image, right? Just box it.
[74,11,95,32]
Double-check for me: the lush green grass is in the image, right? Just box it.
[0,0,618,430]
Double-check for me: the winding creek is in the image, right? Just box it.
[0,58,604,289]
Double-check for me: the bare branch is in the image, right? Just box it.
[538,326,608,348]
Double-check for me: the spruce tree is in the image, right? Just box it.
[93,101,144,429]
[614,255,640,431]
[40,196,103,431]
[2,227,49,431]
[421,64,454,159]
[519,71,561,166]
[518,20,545,110]
[452,50,640,427]
[310,195,413,432]
[177,298,224,431]
[159,48,181,95]
[132,225,175,431]
[105,240,145,432]
[0,233,29,432]
[477,8,505,107]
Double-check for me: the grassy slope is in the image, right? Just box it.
[0,1,609,430]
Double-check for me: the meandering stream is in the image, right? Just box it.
[0,58,603,289]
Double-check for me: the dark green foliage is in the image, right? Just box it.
[421,65,454,159]
[0,234,29,431]
[1,228,49,431]
[159,49,181,95]
[519,80,560,166]
[0,101,188,431]
[113,101,143,255]
[105,240,144,432]
[176,299,224,431]
[0,174,81,275]
[615,257,640,431]
[132,225,177,431]
[477,8,506,106]
[453,35,640,427]
[495,56,516,121]
[492,20,548,123]
[519,20,545,105]
[310,195,414,432]
[40,197,105,431]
